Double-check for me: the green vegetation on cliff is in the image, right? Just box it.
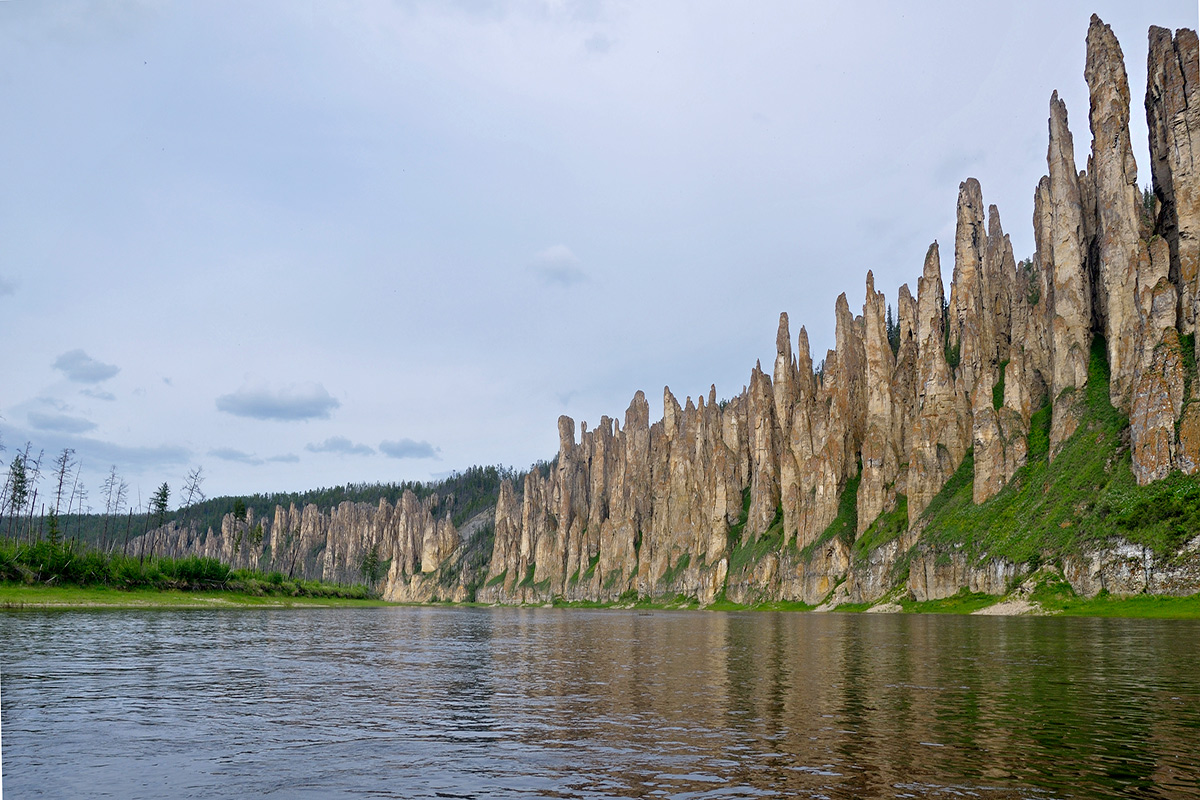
[918,338,1200,563]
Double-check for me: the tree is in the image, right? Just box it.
[360,545,383,586]
[51,448,76,516]
[101,466,120,549]
[150,482,171,531]
[180,466,206,513]
[885,303,901,356]
[6,453,27,537]
[231,499,248,554]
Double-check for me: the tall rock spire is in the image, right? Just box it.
[1147,26,1200,342]
[1086,14,1150,411]
[1043,91,1093,455]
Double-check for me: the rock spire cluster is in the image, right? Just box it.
[140,17,1200,606]
[478,15,1200,603]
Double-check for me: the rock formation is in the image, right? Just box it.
[141,16,1200,606]
[476,15,1200,605]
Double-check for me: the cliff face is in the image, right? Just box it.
[141,17,1200,606]
[134,491,481,602]
[480,15,1200,605]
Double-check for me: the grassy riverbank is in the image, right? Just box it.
[4,581,1198,616]
[0,583,392,609]
[0,538,383,608]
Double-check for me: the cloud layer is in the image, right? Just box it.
[530,245,587,287]
[306,436,374,456]
[53,350,119,383]
[380,438,440,459]
[28,411,97,434]
[216,382,340,421]
[209,447,264,465]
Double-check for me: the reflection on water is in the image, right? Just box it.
[2,608,1198,798]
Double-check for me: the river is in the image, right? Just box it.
[2,607,1198,798]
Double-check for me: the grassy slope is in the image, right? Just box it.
[918,338,1200,564]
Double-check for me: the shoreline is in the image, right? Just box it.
[5,584,1200,618]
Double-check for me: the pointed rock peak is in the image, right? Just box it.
[685,396,696,413]
[755,359,763,374]
[663,385,677,408]
[776,312,792,356]
[626,390,650,429]
[866,270,876,296]
[899,283,913,303]
[923,242,941,279]
[987,204,1005,238]
[1049,91,1073,142]
[796,326,814,378]
[835,292,850,317]
[557,416,576,451]
[709,384,717,406]
[958,178,985,221]
[1085,15,1130,99]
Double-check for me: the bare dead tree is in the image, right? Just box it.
[51,448,76,516]
[115,480,129,537]
[101,466,119,550]
[181,465,206,512]
[24,445,44,542]
[67,462,86,542]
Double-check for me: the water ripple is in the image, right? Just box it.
[1,609,1198,798]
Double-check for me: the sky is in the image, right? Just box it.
[2,1,1197,509]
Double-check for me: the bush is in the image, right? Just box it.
[0,538,375,598]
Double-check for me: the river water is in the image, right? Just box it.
[1,607,1198,799]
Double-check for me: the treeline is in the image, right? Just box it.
[170,462,551,537]
[1,436,554,558]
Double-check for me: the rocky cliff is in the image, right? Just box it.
[133,490,486,602]
[141,17,1200,607]
[479,15,1200,606]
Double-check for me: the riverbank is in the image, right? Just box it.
[0,583,392,609]
[7,583,1200,617]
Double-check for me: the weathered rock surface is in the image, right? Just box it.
[1147,26,1200,338]
[1086,14,1152,411]
[1044,92,1093,457]
[134,490,476,601]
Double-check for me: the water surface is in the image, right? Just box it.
[2,607,1198,798]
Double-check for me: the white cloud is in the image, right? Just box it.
[530,244,587,286]
[216,382,340,421]
[379,438,440,459]
[28,411,97,434]
[209,447,264,465]
[53,350,120,383]
[306,436,374,456]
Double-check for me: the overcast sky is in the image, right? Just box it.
[2,1,1196,507]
